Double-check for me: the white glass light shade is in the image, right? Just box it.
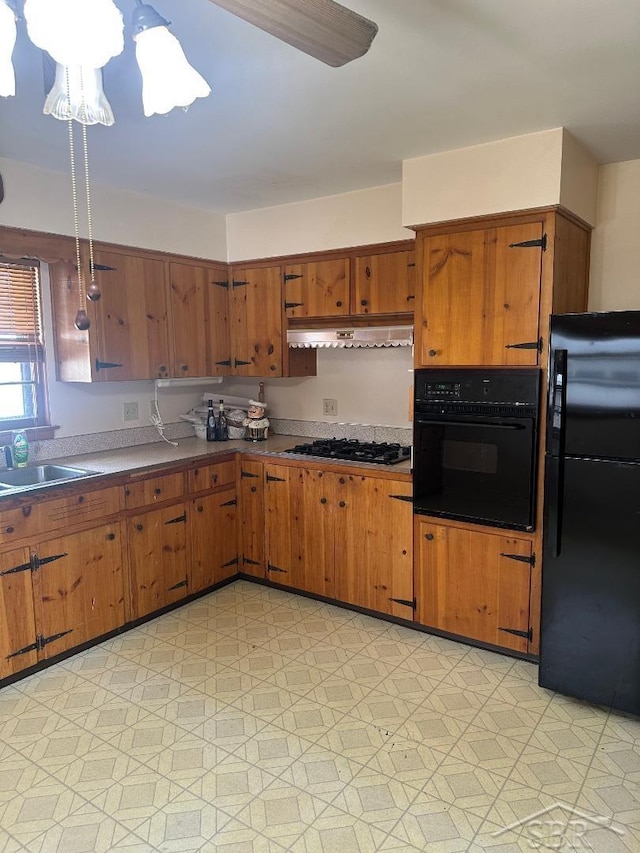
[44,64,114,126]
[0,0,17,97]
[24,0,124,69]
[134,26,210,117]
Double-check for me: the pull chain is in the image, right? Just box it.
[81,79,100,303]
[67,70,90,331]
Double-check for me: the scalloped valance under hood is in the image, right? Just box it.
[287,326,413,349]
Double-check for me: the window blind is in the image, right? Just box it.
[0,258,43,363]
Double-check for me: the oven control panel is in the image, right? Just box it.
[415,368,540,406]
[424,381,461,398]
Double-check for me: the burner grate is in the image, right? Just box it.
[285,439,411,465]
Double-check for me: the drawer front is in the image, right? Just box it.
[0,486,121,546]
[124,472,185,509]
[188,459,236,494]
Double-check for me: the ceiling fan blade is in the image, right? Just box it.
[207,0,378,67]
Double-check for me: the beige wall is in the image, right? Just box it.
[589,159,640,311]
[0,158,228,260]
[226,182,412,260]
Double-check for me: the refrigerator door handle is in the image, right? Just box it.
[546,454,564,558]
[548,348,567,456]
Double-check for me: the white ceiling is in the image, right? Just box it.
[1,0,639,213]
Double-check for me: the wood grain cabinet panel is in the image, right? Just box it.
[124,473,185,510]
[33,523,125,659]
[417,223,543,366]
[415,519,532,653]
[0,547,38,678]
[354,250,416,315]
[190,488,238,592]
[238,460,265,577]
[128,504,188,619]
[188,460,236,494]
[284,259,350,318]
[230,267,283,376]
[168,262,231,378]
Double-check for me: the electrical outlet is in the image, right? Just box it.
[123,401,139,423]
[323,398,338,417]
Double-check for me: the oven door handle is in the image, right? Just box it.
[415,418,527,430]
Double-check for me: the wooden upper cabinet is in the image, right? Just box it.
[230,266,282,376]
[284,259,350,318]
[92,249,171,381]
[417,222,543,366]
[415,519,532,653]
[354,250,416,315]
[168,262,231,378]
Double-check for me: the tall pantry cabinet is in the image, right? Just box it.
[412,207,591,656]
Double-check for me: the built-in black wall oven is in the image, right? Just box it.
[413,368,540,531]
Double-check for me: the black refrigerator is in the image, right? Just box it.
[540,311,640,714]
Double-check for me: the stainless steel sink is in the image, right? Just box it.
[0,464,97,488]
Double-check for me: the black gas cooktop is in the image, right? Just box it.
[285,439,411,465]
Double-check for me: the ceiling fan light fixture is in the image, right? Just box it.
[24,0,124,69]
[44,64,115,126]
[0,0,17,97]
[132,4,210,117]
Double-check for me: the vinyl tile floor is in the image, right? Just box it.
[0,580,638,852]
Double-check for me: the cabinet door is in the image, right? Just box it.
[415,520,532,653]
[190,488,238,592]
[0,548,38,678]
[33,524,125,659]
[128,505,188,619]
[264,464,333,596]
[284,259,350,318]
[418,223,542,366]
[238,460,265,577]
[230,267,282,376]
[169,262,231,378]
[354,250,415,315]
[93,249,171,381]
[334,475,414,619]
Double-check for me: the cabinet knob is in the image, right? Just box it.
[365,266,371,279]
[159,365,167,374]
[181,364,188,372]
[425,533,434,541]
[6,526,14,534]
[78,495,84,503]
[270,365,276,371]
[106,532,116,541]
[251,486,257,493]
[135,523,143,531]
[212,473,218,483]
[320,497,327,504]
[360,299,368,306]
[428,349,437,357]
[154,487,162,496]
[339,477,345,485]
[339,500,346,508]
[336,301,343,307]
[197,505,204,513]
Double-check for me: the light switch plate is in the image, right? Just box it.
[123,401,139,422]
[323,398,338,416]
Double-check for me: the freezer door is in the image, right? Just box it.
[540,456,640,714]
[550,312,640,461]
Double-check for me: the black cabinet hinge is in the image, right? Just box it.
[232,280,248,288]
[407,262,416,268]
[6,639,39,659]
[505,337,543,352]
[243,556,261,566]
[92,263,116,271]
[215,359,232,367]
[284,302,304,310]
[0,559,33,577]
[499,626,533,641]
[389,494,412,503]
[213,280,229,289]
[284,273,303,281]
[267,563,288,574]
[234,359,251,367]
[31,552,68,571]
[509,234,547,251]
[220,498,237,507]
[241,470,259,479]
[500,552,536,566]
[221,557,239,568]
[266,473,286,482]
[38,629,74,650]
[165,513,187,525]
[389,597,416,609]
[95,358,123,371]
[168,578,188,591]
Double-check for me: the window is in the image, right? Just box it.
[0,258,48,431]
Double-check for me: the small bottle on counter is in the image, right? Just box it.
[215,399,228,441]
[12,429,29,467]
[206,399,217,442]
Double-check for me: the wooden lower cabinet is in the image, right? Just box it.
[190,488,239,592]
[264,463,413,615]
[128,504,189,619]
[238,459,265,577]
[415,518,533,653]
[33,523,125,659]
[0,547,39,678]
